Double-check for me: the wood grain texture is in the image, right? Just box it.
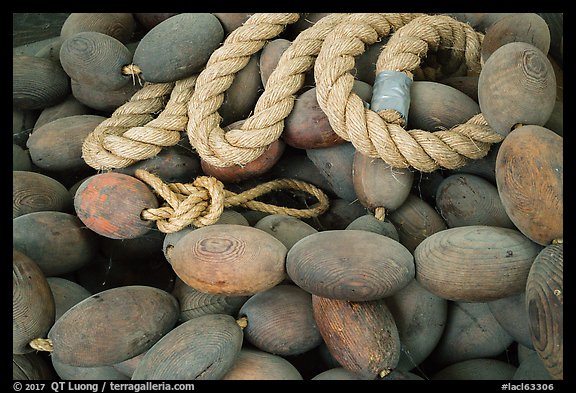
[60,13,136,43]
[222,348,303,380]
[525,243,563,380]
[171,224,287,296]
[171,278,249,322]
[132,314,243,380]
[388,193,447,253]
[60,31,132,90]
[414,225,543,302]
[13,55,70,110]
[495,125,562,245]
[74,172,158,239]
[48,285,179,367]
[478,42,556,136]
[162,210,249,263]
[435,173,514,228]
[481,13,551,64]
[239,284,322,356]
[13,170,72,218]
[287,230,414,301]
[312,295,401,379]
[13,250,55,354]
[13,353,56,380]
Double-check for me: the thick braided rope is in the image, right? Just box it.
[136,169,330,233]
[186,12,302,167]
[81,13,422,170]
[188,12,424,167]
[82,81,175,169]
[314,14,504,172]
[82,76,198,170]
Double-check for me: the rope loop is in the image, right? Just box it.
[136,169,330,233]
[81,13,503,175]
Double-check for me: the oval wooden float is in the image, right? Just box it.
[170,224,288,296]
[13,55,70,110]
[74,172,159,239]
[478,41,556,137]
[254,214,318,250]
[48,285,179,367]
[13,250,55,355]
[59,31,133,90]
[239,284,322,356]
[428,301,514,368]
[133,13,224,83]
[495,125,562,246]
[525,243,563,380]
[13,211,100,277]
[414,225,543,302]
[481,13,551,64]
[435,173,514,228]
[312,295,401,379]
[353,151,414,214]
[131,313,243,380]
[13,170,72,219]
[287,230,414,301]
[385,279,448,371]
[27,114,106,173]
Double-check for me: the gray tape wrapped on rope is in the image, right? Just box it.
[371,70,413,122]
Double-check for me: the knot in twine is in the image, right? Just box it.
[134,169,330,234]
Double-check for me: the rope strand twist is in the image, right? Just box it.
[81,13,504,174]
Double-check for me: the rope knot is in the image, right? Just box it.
[136,169,330,234]
[137,169,226,233]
